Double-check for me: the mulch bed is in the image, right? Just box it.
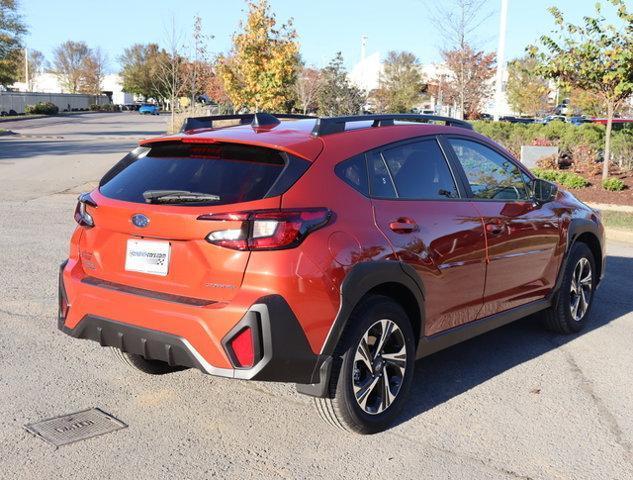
[567,171,633,207]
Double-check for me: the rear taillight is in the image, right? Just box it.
[74,192,97,228]
[201,208,331,251]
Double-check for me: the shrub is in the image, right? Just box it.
[559,172,590,189]
[471,120,615,170]
[99,103,117,112]
[24,102,59,115]
[602,177,626,191]
[531,168,560,182]
[89,104,101,111]
[531,168,589,189]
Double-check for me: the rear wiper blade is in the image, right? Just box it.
[142,190,221,203]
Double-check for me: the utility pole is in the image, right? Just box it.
[24,48,29,91]
[493,0,508,121]
[360,35,367,62]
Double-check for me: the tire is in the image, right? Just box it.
[109,347,187,375]
[543,242,596,334]
[314,295,416,434]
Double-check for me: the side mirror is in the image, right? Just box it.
[530,178,558,203]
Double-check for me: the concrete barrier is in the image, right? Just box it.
[0,92,110,114]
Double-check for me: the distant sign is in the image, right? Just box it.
[520,146,559,168]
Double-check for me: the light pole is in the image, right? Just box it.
[24,48,29,92]
[493,0,508,121]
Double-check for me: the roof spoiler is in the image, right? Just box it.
[180,113,317,132]
[311,114,473,136]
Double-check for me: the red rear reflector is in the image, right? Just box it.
[229,327,254,368]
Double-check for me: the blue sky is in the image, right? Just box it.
[21,0,622,72]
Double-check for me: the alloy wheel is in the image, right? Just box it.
[570,257,592,322]
[352,319,407,415]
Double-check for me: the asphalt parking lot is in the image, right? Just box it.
[1,113,632,479]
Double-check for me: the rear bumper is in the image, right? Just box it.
[58,260,322,383]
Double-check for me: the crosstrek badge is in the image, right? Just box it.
[124,239,171,276]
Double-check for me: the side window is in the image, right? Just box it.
[448,139,530,200]
[335,154,369,195]
[367,150,397,198]
[375,139,458,200]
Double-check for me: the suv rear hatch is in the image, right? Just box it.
[77,141,311,303]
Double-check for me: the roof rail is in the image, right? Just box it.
[180,113,317,132]
[311,114,472,136]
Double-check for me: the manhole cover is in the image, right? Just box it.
[24,408,127,447]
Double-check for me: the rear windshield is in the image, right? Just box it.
[99,143,287,206]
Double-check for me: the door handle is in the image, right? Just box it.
[389,218,419,234]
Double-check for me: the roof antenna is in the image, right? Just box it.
[251,112,281,129]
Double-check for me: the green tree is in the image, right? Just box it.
[217,0,300,112]
[529,0,633,180]
[373,51,424,113]
[119,43,163,100]
[316,52,365,116]
[505,56,550,117]
[0,0,27,87]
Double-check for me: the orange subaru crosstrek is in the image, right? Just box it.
[59,113,605,433]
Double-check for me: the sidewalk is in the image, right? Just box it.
[586,202,633,213]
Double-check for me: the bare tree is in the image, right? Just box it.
[186,15,213,106]
[154,17,187,132]
[80,47,107,95]
[18,49,46,90]
[294,67,321,114]
[426,0,495,118]
[426,0,493,50]
[51,40,91,93]
[441,46,495,118]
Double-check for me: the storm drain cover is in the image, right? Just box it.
[24,408,127,447]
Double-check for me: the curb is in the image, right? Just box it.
[0,111,122,124]
[586,202,633,213]
[11,133,64,139]
[605,228,633,244]
[0,114,46,123]
[5,133,147,141]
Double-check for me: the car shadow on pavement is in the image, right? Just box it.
[395,254,633,428]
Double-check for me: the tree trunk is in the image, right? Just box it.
[602,101,614,181]
[170,96,176,134]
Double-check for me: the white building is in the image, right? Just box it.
[11,73,135,106]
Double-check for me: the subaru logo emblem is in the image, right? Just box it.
[131,214,150,228]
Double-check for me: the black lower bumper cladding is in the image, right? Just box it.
[57,264,324,385]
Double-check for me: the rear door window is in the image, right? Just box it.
[381,139,458,199]
[99,143,293,206]
[368,139,458,199]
